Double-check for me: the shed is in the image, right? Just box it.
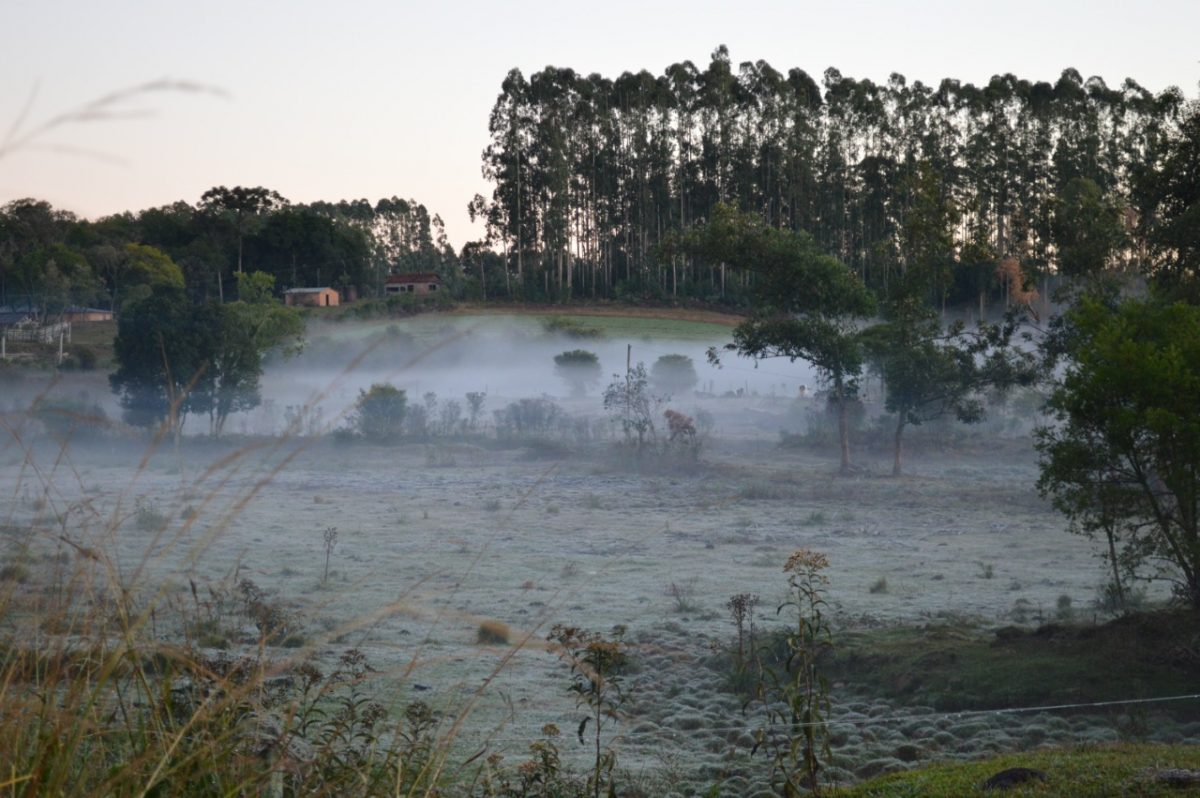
[385,273,442,295]
[284,287,340,307]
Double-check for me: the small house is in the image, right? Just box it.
[284,287,340,307]
[385,273,442,295]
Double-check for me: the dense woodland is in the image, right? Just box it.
[474,47,1199,306]
[2,48,1199,314]
[0,190,459,313]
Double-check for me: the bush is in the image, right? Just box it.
[351,383,407,441]
[541,316,604,339]
[66,343,97,370]
[650,354,699,396]
[477,620,510,645]
[553,349,602,396]
[494,397,564,438]
[33,397,107,441]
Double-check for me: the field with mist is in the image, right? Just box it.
[3,312,1197,795]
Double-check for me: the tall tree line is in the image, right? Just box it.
[474,46,1193,308]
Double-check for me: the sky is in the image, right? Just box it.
[1,0,1197,248]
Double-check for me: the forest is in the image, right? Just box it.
[0,189,459,313]
[472,46,1197,305]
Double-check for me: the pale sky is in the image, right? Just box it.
[2,0,1197,248]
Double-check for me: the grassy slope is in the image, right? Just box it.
[310,304,738,344]
[830,744,1200,796]
[828,610,1200,712]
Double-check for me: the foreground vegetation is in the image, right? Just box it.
[826,610,1200,712]
[831,744,1200,797]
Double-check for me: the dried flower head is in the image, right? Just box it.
[784,548,829,574]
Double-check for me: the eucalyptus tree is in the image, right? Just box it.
[473,50,1190,306]
[482,69,539,291]
[1144,103,1200,298]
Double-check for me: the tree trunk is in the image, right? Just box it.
[1105,525,1126,612]
[893,416,906,477]
[836,382,852,474]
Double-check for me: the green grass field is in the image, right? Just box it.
[830,744,1200,796]
[314,310,735,345]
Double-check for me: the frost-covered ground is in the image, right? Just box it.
[2,315,1191,794]
[10,412,1184,792]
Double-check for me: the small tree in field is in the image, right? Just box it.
[1037,297,1200,610]
[692,204,874,473]
[650,354,699,396]
[865,299,1036,476]
[554,349,602,397]
[351,383,407,442]
[603,363,660,451]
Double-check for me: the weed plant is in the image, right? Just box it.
[547,625,629,798]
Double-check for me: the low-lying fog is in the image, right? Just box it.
[246,314,818,437]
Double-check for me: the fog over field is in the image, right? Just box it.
[2,313,1194,795]
[246,315,819,437]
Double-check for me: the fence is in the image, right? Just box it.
[2,321,70,344]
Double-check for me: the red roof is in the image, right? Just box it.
[386,273,441,284]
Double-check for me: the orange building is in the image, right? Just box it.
[284,287,340,307]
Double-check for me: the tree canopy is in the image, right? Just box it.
[109,273,302,438]
[695,205,876,472]
[1036,297,1200,609]
[474,51,1190,303]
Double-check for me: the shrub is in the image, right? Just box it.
[33,397,107,441]
[477,619,511,645]
[351,383,407,441]
[134,499,168,532]
[494,397,564,438]
[66,343,97,370]
[650,354,699,396]
[542,315,604,339]
[554,349,602,396]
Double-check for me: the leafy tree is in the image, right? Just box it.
[553,349,602,396]
[110,274,301,439]
[109,285,219,441]
[602,363,660,452]
[208,272,303,436]
[695,205,875,472]
[115,243,184,310]
[351,383,407,441]
[13,243,101,315]
[866,300,1036,475]
[649,354,699,396]
[1144,104,1200,299]
[1049,177,1127,284]
[1036,297,1200,609]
